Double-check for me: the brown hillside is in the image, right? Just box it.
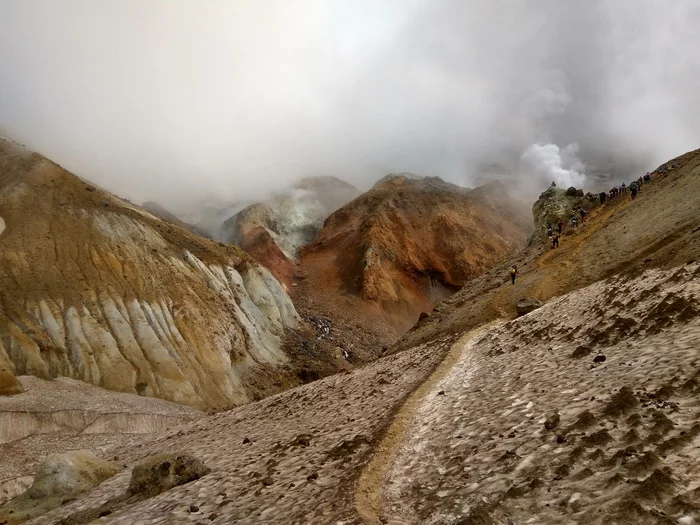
[296,176,532,338]
[0,139,353,410]
[397,148,700,351]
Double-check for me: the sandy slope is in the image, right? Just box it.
[380,263,700,525]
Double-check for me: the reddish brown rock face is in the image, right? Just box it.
[297,176,531,337]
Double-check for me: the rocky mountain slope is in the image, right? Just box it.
[0,138,344,411]
[9,261,698,525]
[1,148,699,525]
[220,176,360,288]
[296,175,531,338]
[397,149,700,352]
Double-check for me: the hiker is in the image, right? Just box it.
[510,265,518,285]
[630,181,638,199]
[621,182,627,193]
[547,223,553,237]
[552,233,559,249]
[644,172,651,183]
[572,215,578,228]
[599,192,606,205]
[580,208,587,223]
[558,218,564,234]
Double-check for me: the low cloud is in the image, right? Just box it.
[0,0,698,209]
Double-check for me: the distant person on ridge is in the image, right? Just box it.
[552,232,559,249]
[630,181,638,199]
[510,265,518,285]
[558,219,564,234]
[579,208,587,224]
[547,223,553,237]
[599,192,606,205]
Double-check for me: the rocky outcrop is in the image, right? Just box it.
[128,452,210,498]
[0,450,120,524]
[516,297,543,316]
[531,186,598,242]
[0,138,300,410]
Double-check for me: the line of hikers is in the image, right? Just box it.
[545,172,655,251]
[511,170,658,284]
[601,172,653,204]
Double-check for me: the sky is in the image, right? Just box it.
[1,0,699,210]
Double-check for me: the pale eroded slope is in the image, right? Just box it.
[0,138,299,410]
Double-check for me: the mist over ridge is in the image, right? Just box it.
[0,0,698,210]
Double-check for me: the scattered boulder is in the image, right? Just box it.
[0,450,120,524]
[566,187,578,196]
[544,412,561,430]
[0,368,24,396]
[593,354,607,363]
[571,345,593,359]
[516,298,543,316]
[128,452,210,498]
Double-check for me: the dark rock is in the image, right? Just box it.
[516,297,543,316]
[242,437,251,445]
[85,185,96,192]
[571,345,593,359]
[261,476,274,486]
[544,412,561,430]
[593,354,607,363]
[566,186,578,196]
[128,453,210,498]
[189,505,199,513]
[306,471,319,481]
[575,189,584,197]
[437,390,446,396]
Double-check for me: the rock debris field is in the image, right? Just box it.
[5,262,700,524]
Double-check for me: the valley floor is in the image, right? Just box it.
[7,262,699,525]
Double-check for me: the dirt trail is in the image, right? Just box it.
[355,322,500,525]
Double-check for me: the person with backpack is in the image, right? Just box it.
[547,223,553,237]
[630,181,638,199]
[552,233,559,249]
[579,208,587,223]
[510,265,518,285]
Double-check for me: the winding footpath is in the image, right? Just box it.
[355,323,500,525]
